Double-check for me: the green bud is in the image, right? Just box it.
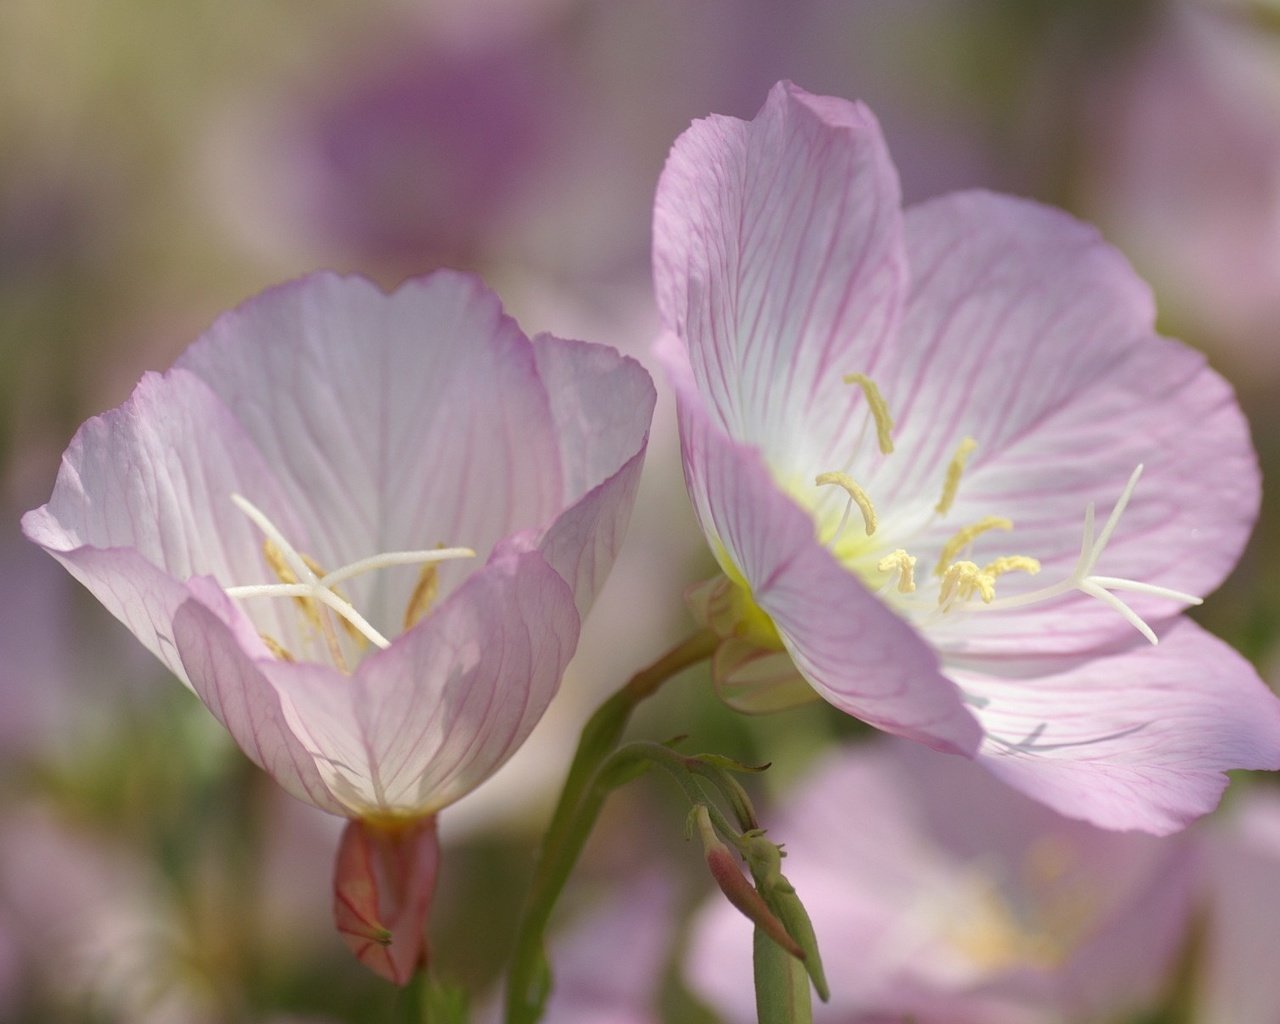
[690,806,803,959]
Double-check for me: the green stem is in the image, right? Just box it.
[503,630,717,1024]
[401,969,427,1023]
[754,925,813,1024]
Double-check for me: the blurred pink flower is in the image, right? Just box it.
[23,270,654,981]
[1082,1,1280,386]
[538,875,671,1024]
[688,740,1194,1023]
[225,34,568,272]
[1194,785,1280,1024]
[478,874,671,1024]
[0,804,218,1023]
[654,80,1280,833]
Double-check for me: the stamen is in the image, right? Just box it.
[263,539,323,629]
[403,563,439,630]
[935,437,978,516]
[827,498,854,546]
[938,561,995,607]
[876,549,918,594]
[816,471,878,535]
[842,373,894,454]
[983,555,1041,580]
[935,516,1013,576]
[259,633,295,662]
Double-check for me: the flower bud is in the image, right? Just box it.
[690,807,802,960]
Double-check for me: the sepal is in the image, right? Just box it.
[333,816,441,985]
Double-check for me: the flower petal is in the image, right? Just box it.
[171,580,348,815]
[654,80,908,477]
[868,191,1258,654]
[22,369,312,684]
[1197,791,1280,1024]
[659,333,981,755]
[961,619,1280,834]
[243,550,579,818]
[529,334,656,617]
[176,271,567,633]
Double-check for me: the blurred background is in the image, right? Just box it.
[2,1,1279,1021]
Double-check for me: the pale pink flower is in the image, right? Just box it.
[477,874,671,1024]
[688,740,1194,1023]
[0,803,219,1023]
[1081,1,1280,386]
[654,80,1280,833]
[22,270,654,981]
[1193,786,1280,1024]
[220,33,565,272]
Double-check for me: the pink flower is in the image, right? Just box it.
[654,80,1280,833]
[23,271,654,981]
[228,33,565,271]
[1081,2,1280,386]
[687,740,1195,1023]
[1193,787,1280,1024]
[478,874,672,1024]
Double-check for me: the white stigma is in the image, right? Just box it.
[224,493,474,652]
[969,465,1201,644]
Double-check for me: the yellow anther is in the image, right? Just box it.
[301,552,326,578]
[259,633,295,662]
[263,538,297,584]
[939,560,996,606]
[265,539,322,628]
[983,555,1041,580]
[842,372,895,454]
[935,437,978,516]
[935,516,1013,576]
[403,561,440,630]
[815,471,878,535]
[876,549,918,594]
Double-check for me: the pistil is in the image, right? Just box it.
[963,466,1201,643]
[224,493,474,664]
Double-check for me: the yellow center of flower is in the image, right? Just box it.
[808,373,1201,644]
[935,838,1097,973]
[223,493,474,671]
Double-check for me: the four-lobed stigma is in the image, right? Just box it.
[223,493,474,670]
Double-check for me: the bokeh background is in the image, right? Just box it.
[2,1,1279,1021]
